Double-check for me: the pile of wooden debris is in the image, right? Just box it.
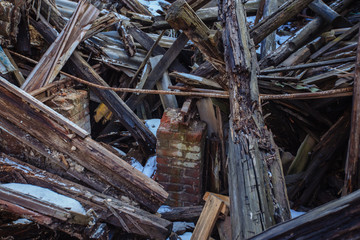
[0,0,360,239]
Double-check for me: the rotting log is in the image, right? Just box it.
[250,189,360,240]
[250,0,315,45]
[0,154,172,239]
[219,0,290,238]
[343,27,360,195]
[0,76,168,212]
[30,16,157,154]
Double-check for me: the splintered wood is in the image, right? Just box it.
[191,193,226,240]
[22,0,99,92]
[0,0,360,238]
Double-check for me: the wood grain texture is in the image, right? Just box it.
[0,76,168,212]
[191,194,224,240]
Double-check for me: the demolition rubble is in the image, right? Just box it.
[0,0,360,239]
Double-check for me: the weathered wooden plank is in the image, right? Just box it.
[127,26,188,73]
[166,0,226,89]
[125,33,189,110]
[191,194,224,240]
[259,0,354,68]
[149,55,178,109]
[0,155,172,239]
[250,189,360,240]
[343,27,360,195]
[22,0,99,92]
[0,76,168,212]
[250,0,315,45]
[220,0,290,238]
[30,16,157,153]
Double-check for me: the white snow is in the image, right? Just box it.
[2,183,86,214]
[131,155,157,178]
[143,155,157,178]
[112,146,126,156]
[172,222,195,233]
[157,205,172,214]
[290,209,306,219]
[178,232,192,240]
[145,119,161,137]
[130,157,144,172]
[12,218,32,225]
[138,0,169,16]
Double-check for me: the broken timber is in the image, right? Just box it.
[0,76,168,212]
[22,0,99,92]
[250,189,360,239]
[219,0,290,238]
[0,154,172,239]
[343,25,360,195]
[29,12,157,153]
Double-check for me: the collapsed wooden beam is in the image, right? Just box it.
[125,33,189,110]
[250,0,316,45]
[30,15,157,154]
[219,0,290,238]
[259,0,353,68]
[250,189,360,239]
[22,0,99,92]
[0,154,172,239]
[166,0,227,89]
[0,76,168,212]
[343,27,360,195]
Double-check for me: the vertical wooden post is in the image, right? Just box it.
[343,25,360,195]
[219,0,290,238]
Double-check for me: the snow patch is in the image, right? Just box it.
[178,232,192,240]
[130,158,144,172]
[157,205,172,214]
[145,119,161,137]
[12,218,32,225]
[143,155,157,178]
[138,0,169,16]
[130,155,157,178]
[2,183,86,214]
[290,209,306,218]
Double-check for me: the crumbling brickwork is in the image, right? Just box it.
[156,108,207,207]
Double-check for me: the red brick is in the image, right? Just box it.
[170,192,202,204]
[156,148,183,158]
[155,173,170,183]
[157,164,184,176]
[163,183,184,192]
[184,184,201,195]
[171,175,199,185]
[156,157,169,165]
[184,167,202,179]
[157,128,185,141]
[156,138,169,149]
[185,131,204,143]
